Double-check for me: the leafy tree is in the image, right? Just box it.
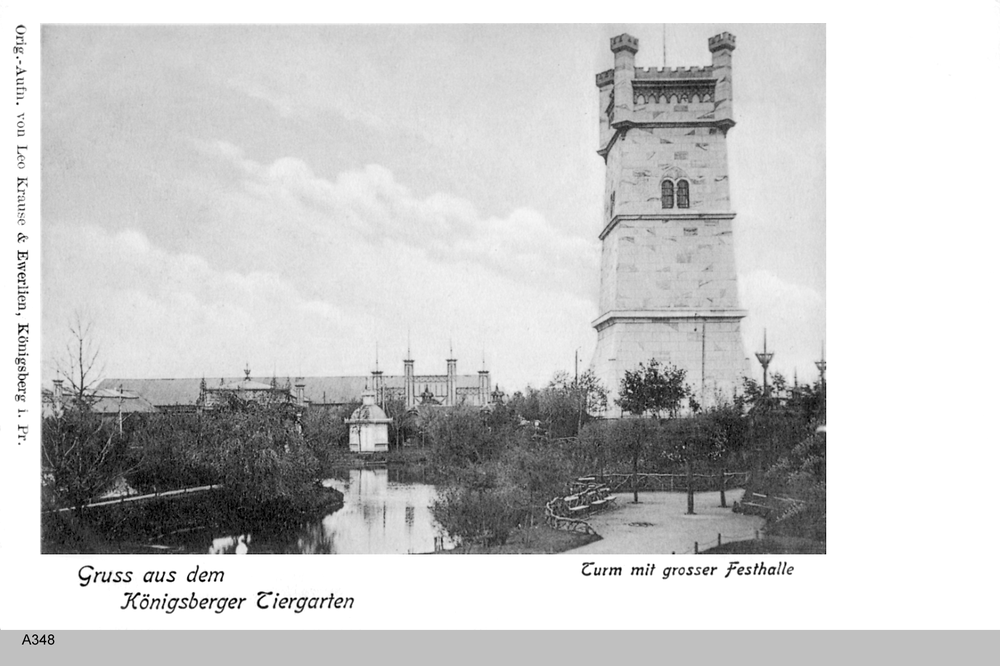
[742,373,825,423]
[542,369,609,438]
[431,461,525,551]
[427,406,502,468]
[537,377,578,439]
[506,438,573,540]
[770,372,788,398]
[199,404,319,513]
[381,396,413,448]
[786,379,826,425]
[577,420,613,478]
[617,359,692,420]
[126,414,217,493]
[740,374,824,475]
[616,359,692,502]
[661,416,720,515]
[617,417,663,504]
[740,376,765,409]
[701,403,749,508]
[508,388,542,426]
[300,406,350,471]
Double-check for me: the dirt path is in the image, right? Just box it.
[565,489,765,555]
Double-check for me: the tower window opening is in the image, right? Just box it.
[661,180,675,209]
[677,179,690,209]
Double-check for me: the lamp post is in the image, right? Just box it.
[575,348,583,434]
[815,341,827,421]
[754,329,774,405]
[117,383,124,435]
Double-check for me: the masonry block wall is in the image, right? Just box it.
[592,32,749,407]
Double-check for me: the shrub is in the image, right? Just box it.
[42,410,130,515]
[431,461,527,549]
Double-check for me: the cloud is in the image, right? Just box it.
[226,78,297,119]
[43,223,367,380]
[225,66,384,129]
[43,151,601,389]
[195,142,600,301]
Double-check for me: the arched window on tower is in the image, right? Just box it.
[661,180,675,209]
[677,179,690,209]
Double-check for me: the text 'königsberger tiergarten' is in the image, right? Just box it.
[119,591,355,614]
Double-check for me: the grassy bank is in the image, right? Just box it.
[42,483,344,554]
[438,523,600,554]
[701,536,825,555]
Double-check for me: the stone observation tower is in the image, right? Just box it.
[591,31,749,406]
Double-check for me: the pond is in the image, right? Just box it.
[204,467,454,555]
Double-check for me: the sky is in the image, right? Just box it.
[41,24,825,392]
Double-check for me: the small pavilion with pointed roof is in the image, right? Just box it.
[346,389,392,454]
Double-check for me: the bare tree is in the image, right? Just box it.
[43,314,127,516]
[56,312,105,409]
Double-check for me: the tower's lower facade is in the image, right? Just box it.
[592,309,749,408]
[591,31,749,408]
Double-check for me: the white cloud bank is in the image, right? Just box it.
[43,149,601,390]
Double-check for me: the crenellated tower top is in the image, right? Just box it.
[597,31,737,158]
[610,33,639,54]
[708,32,736,53]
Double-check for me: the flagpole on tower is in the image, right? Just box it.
[662,24,667,67]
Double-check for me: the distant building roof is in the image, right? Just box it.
[98,378,206,407]
[298,376,370,405]
[97,374,485,408]
[216,378,278,391]
[88,388,157,414]
[43,385,157,416]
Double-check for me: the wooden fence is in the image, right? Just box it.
[601,471,751,493]
[44,484,221,515]
[673,529,765,555]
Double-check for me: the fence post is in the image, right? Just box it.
[718,533,722,548]
[694,541,699,554]
[755,529,760,540]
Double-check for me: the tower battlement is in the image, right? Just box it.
[596,69,615,87]
[634,65,714,80]
[610,33,639,54]
[708,32,737,53]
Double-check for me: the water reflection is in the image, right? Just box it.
[199,467,451,554]
[209,534,251,555]
[317,468,453,554]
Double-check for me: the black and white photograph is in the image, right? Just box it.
[7,2,1000,640]
[38,23,826,557]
